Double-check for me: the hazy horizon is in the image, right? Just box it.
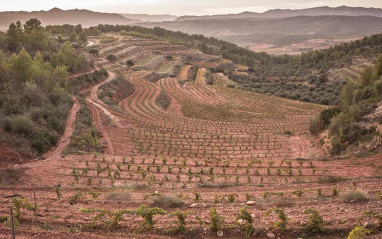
[2,0,382,16]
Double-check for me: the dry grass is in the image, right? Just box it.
[104,191,132,201]
[341,189,369,203]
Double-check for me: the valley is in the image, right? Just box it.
[1,30,381,239]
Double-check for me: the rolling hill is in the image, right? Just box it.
[140,15,382,47]
[0,8,139,30]
[175,5,382,21]
[121,13,178,22]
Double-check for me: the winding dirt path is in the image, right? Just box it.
[43,97,80,160]
[85,70,123,155]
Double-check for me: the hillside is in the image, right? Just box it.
[121,14,178,22]
[0,8,139,30]
[0,21,382,239]
[140,15,382,47]
[176,5,382,21]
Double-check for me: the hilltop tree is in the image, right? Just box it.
[377,55,382,76]
[68,33,77,42]
[57,42,79,72]
[8,48,34,84]
[78,31,88,43]
[126,60,134,67]
[7,22,22,52]
[107,54,117,62]
[23,19,42,34]
[360,66,378,87]
[75,24,83,34]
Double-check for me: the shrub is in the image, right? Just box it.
[10,116,33,136]
[357,210,382,231]
[80,208,133,228]
[105,191,131,201]
[152,195,184,208]
[332,187,340,197]
[265,208,289,230]
[347,226,369,239]
[318,175,346,184]
[155,90,171,110]
[309,107,341,135]
[88,48,99,56]
[167,209,191,233]
[209,207,225,232]
[227,193,238,203]
[304,208,325,233]
[32,130,55,153]
[0,215,8,223]
[236,206,254,237]
[126,60,134,67]
[12,197,36,222]
[107,54,117,62]
[0,169,21,186]
[341,189,369,203]
[135,205,167,231]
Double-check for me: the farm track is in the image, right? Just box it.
[43,97,80,160]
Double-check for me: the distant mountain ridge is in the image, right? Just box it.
[0,8,139,30]
[141,15,382,47]
[175,6,382,21]
[121,14,178,22]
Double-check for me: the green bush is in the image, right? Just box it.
[32,130,58,153]
[347,226,369,239]
[155,90,171,110]
[209,207,225,232]
[310,107,342,135]
[11,116,33,136]
[265,208,289,230]
[304,208,325,233]
[236,206,254,237]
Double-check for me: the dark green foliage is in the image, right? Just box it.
[155,90,171,110]
[126,59,134,67]
[88,48,99,56]
[233,75,343,106]
[313,55,382,155]
[0,19,90,157]
[98,74,135,107]
[309,107,342,135]
[107,54,117,62]
[66,68,108,94]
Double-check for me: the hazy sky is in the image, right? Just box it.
[2,0,382,15]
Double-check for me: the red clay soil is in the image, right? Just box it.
[3,38,382,239]
[0,143,25,168]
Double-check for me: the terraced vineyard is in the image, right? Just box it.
[2,35,382,239]
[212,73,237,86]
[327,57,374,82]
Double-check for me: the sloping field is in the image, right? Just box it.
[2,36,382,239]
